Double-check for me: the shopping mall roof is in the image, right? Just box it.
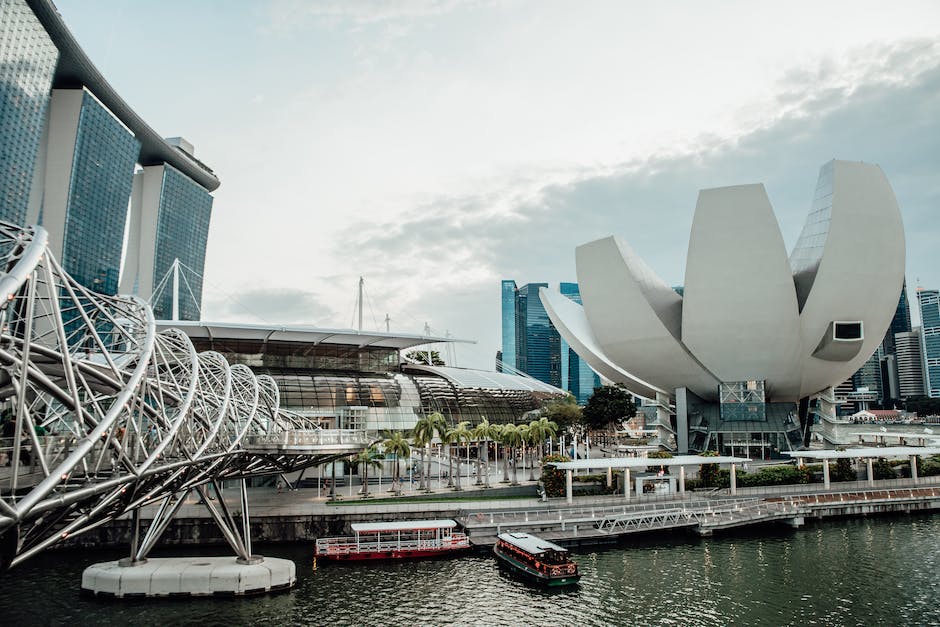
[159,320,474,351]
[402,364,565,394]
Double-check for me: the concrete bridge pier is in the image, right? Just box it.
[785,516,805,529]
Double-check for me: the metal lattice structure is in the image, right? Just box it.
[0,222,368,568]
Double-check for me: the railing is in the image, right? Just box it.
[315,533,469,556]
[726,474,940,498]
[242,429,370,449]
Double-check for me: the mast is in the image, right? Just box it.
[358,276,364,332]
[171,258,180,321]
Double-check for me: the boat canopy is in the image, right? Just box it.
[497,532,568,555]
[351,519,458,533]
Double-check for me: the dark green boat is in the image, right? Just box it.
[493,532,580,587]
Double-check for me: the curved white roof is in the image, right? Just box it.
[541,160,905,403]
[159,320,473,351]
[403,364,564,394]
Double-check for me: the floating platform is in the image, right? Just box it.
[81,556,295,598]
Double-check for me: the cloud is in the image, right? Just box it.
[202,287,338,327]
[264,0,485,31]
[335,37,940,368]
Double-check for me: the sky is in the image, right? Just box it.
[54,0,940,370]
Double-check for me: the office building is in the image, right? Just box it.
[501,280,600,403]
[0,0,219,313]
[559,282,601,403]
[918,289,940,398]
[895,328,925,399]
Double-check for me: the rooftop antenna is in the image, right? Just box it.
[384,313,391,333]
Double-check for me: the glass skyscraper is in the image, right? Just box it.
[0,0,58,225]
[0,0,220,317]
[60,91,140,295]
[499,280,517,372]
[559,282,601,403]
[918,289,940,398]
[501,280,599,402]
[150,165,213,320]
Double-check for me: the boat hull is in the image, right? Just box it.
[493,545,580,587]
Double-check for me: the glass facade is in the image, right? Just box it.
[918,290,940,398]
[559,282,600,404]
[194,336,554,431]
[191,338,400,374]
[61,91,140,295]
[515,282,559,387]
[719,380,767,422]
[499,280,517,372]
[151,165,213,320]
[790,160,834,309]
[0,0,58,225]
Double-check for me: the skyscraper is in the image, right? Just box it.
[559,282,601,403]
[501,280,599,401]
[499,280,517,373]
[0,0,219,314]
[918,289,940,398]
[895,329,925,399]
[121,162,214,320]
[0,0,58,225]
[39,89,140,295]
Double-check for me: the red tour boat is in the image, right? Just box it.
[315,519,470,560]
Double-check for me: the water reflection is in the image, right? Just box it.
[1,516,939,625]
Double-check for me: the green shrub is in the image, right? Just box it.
[698,450,720,487]
[831,458,856,482]
[540,454,571,497]
[872,458,896,480]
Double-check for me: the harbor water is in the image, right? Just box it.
[1,514,939,625]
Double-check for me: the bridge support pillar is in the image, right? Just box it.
[911,455,919,483]
[679,466,686,494]
[823,458,830,489]
[623,469,630,501]
[784,516,805,528]
[606,466,612,488]
[566,469,573,504]
[730,463,737,496]
[866,458,874,486]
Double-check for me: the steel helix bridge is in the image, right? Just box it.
[0,222,369,570]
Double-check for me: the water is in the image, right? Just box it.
[2,515,940,626]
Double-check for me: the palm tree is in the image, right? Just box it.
[497,423,517,483]
[516,424,531,484]
[446,421,473,491]
[528,417,559,480]
[413,413,446,491]
[354,446,383,498]
[382,431,412,495]
[473,417,500,487]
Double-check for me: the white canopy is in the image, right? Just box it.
[351,519,457,533]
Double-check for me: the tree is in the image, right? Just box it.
[446,421,473,491]
[698,450,720,487]
[405,350,445,366]
[382,432,411,495]
[527,417,558,481]
[495,423,514,483]
[413,412,447,491]
[541,394,582,432]
[582,385,635,431]
[831,457,856,482]
[353,447,383,498]
[541,454,571,497]
[473,417,501,487]
[502,423,527,485]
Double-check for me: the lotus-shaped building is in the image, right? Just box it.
[540,160,905,453]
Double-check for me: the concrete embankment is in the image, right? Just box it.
[53,481,940,551]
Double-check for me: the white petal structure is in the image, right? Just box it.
[540,160,905,404]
